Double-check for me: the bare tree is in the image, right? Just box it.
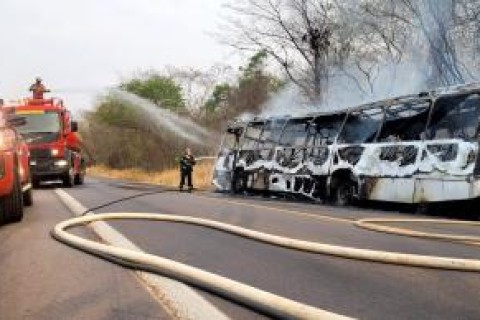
[222,0,353,103]
[360,0,480,87]
[166,65,234,112]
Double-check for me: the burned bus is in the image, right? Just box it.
[213,83,480,205]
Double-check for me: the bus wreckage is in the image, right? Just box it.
[213,83,480,205]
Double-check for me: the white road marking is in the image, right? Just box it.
[55,188,230,320]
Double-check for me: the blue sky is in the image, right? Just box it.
[0,0,236,115]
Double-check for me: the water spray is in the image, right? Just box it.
[110,89,217,146]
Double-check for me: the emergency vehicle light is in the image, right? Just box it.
[15,110,46,115]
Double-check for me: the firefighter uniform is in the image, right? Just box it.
[179,153,196,191]
[29,78,50,100]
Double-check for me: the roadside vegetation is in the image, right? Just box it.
[88,160,215,189]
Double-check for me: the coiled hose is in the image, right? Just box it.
[52,189,480,319]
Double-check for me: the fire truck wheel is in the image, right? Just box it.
[23,187,33,207]
[0,200,5,225]
[4,168,24,223]
[62,168,74,187]
[23,175,33,206]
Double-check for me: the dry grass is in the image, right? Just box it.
[88,160,215,189]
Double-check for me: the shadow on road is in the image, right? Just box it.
[33,181,89,190]
[214,191,480,221]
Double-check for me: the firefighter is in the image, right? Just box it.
[179,148,196,191]
[29,77,50,100]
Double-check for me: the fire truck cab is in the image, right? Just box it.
[6,98,86,188]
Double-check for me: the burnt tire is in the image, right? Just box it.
[4,169,24,223]
[415,203,430,215]
[332,181,356,206]
[231,169,246,194]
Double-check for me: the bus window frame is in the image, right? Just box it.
[240,121,265,150]
[336,106,384,145]
[377,99,432,142]
[425,92,480,141]
[277,117,313,148]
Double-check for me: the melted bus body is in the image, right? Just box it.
[213,84,480,204]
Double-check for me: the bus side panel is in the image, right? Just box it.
[413,178,472,202]
[366,178,415,203]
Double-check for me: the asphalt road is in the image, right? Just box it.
[1,177,480,319]
[0,182,170,320]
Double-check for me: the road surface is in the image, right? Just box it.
[1,177,480,319]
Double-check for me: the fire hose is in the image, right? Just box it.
[52,190,480,320]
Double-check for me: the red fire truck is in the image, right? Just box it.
[0,111,33,224]
[6,98,86,188]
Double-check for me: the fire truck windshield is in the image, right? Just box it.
[16,112,61,134]
[16,112,61,144]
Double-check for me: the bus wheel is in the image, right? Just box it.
[416,203,430,215]
[332,180,356,206]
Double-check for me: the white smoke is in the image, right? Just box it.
[260,84,319,117]
[322,59,430,112]
[258,59,430,118]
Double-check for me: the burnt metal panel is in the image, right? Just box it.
[275,147,305,168]
[307,146,330,166]
[238,150,260,166]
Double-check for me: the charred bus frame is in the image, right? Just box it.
[213,84,480,205]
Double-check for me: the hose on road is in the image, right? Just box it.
[83,181,213,216]
[79,188,178,216]
[53,189,480,319]
[355,218,480,245]
[53,212,352,320]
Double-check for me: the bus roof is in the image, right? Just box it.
[227,82,480,129]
